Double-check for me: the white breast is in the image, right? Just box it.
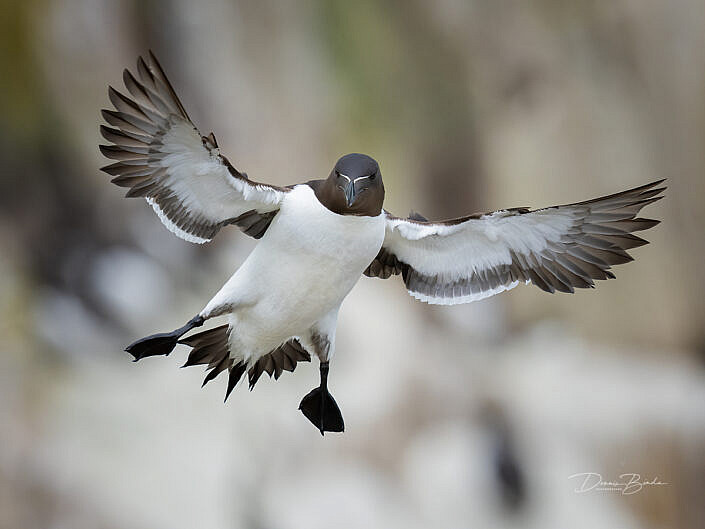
[204,184,385,359]
[272,185,385,277]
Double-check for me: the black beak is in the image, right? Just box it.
[343,180,356,207]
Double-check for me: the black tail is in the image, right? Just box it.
[179,324,246,402]
[299,386,344,435]
[179,326,312,402]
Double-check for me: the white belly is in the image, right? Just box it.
[204,185,385,360]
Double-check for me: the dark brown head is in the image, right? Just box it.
[313,153,385,216]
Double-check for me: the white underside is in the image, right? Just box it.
[146,198,210,244]
[409,279,526,305]
[382,209,575,304]
[201,185,386,364]
[144,119,285,244]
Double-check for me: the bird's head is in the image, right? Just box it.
[320,153,384,216]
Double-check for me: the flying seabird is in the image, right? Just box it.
[99,52,665,434]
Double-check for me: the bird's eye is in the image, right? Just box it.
[369,173,376,181]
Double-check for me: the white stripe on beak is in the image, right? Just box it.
[338,172,373,183]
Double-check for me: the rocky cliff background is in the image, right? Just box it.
[1,1,703,528]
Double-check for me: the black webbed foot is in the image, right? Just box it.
[298,361,344,435]
[125,315,204,362]
[299,387,344,434]
[125,332,181,361]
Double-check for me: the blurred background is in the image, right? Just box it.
[1,1,704,528]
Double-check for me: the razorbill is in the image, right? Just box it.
[99,52,665,434]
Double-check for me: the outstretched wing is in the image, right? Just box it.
[99,51,287,243]
[365,180,665,305]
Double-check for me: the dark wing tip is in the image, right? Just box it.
[634,196,664,208]
[631,178,667,193]
[100,108,112,121]
[630,218,661,232]
[98,124,113,141]
[98,144,114,156]
[408,210,428,222]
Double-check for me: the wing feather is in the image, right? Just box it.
[99,52,287,243]
[366,180,665,305]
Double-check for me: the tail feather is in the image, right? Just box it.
[179,325,245,396]
[247,339,311,389]
[225,364,247,402]
[178,326,311,400]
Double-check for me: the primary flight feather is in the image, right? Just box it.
[100,52,664,434]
